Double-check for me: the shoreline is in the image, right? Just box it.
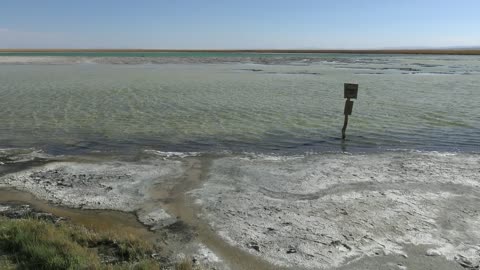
[1,49,480,55]
[0,152,275,270]
[1,150,479,269]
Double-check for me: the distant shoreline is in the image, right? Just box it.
[1,49,480,55]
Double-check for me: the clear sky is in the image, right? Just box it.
[0,0,479,49]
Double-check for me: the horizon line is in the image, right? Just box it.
[1,48,480,55]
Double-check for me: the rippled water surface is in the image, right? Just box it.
[0,54,479,154]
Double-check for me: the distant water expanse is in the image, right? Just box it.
[0,51,323,58]
[0,53,479,154]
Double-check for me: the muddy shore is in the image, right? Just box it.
[0,152,228,270]
[0,150,479,269]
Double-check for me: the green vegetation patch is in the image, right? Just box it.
[0,217,162,270]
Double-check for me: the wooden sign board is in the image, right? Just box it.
[344,83,358,99]
[344,100,354,115]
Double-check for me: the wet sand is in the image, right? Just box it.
[157,157,282,270]
[0,188,152,238]
[0,153,282,269]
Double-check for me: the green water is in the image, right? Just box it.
[0,54,479,154]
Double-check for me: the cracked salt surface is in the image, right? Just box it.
[0,159,184,211]
[190,151,480,269]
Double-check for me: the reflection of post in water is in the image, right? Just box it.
[342,83,358,140]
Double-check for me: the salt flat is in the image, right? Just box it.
[191,152,480,269]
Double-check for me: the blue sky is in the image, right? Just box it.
[0,0,479,49]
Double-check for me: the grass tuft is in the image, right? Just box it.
[0,217,161,269]
[0,218,99,269]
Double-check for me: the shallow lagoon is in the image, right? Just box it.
[0,53,479,154]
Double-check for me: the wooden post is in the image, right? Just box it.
[342,100,350,140]
[342,84,358,140]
